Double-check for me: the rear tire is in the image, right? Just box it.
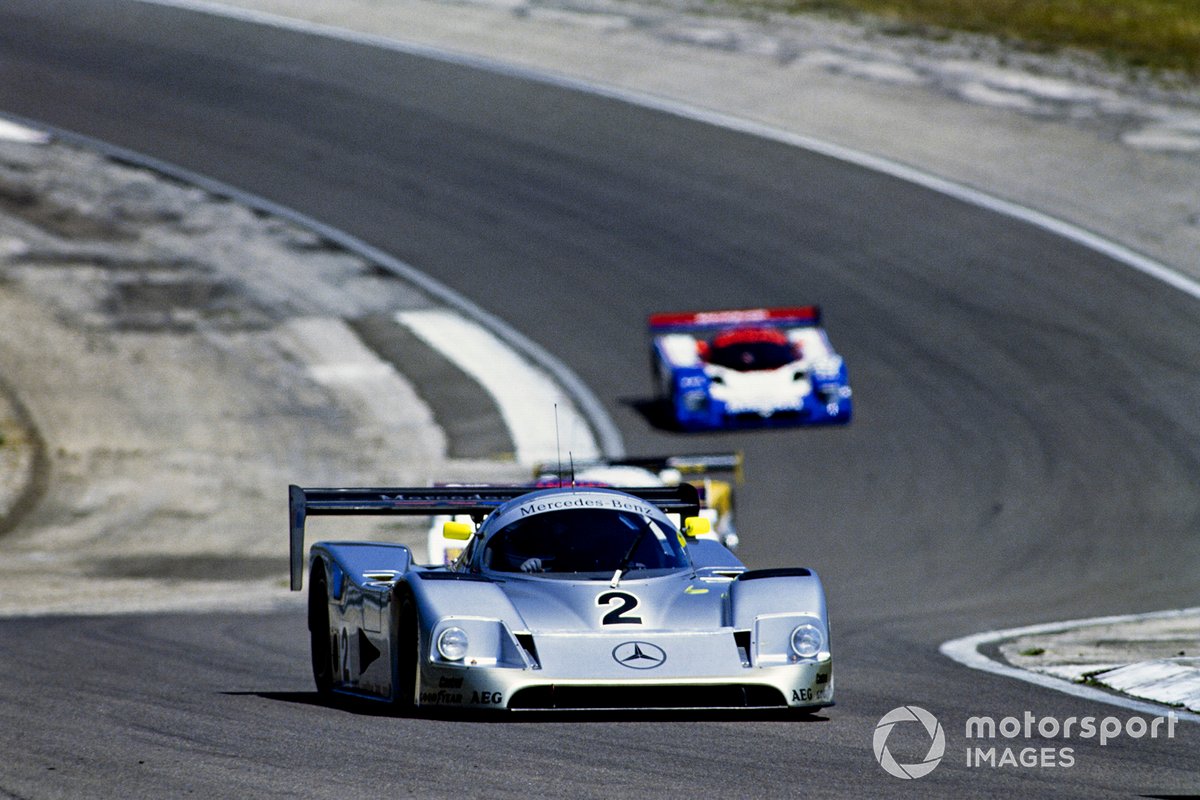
[308,564,334,695]
[649,350,664,400]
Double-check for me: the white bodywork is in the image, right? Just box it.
[426,465,731,565]
[659,328,844,416]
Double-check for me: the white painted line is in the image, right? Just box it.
[395,308,599,465]
[279,317,446,457]
[940,608,1200,723]
[0,118,50,144]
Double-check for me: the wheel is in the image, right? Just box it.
[649,350,665,400]
[307,563,334,695]
[394,588,420,709]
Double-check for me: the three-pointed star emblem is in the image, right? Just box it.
[612,641,667,669]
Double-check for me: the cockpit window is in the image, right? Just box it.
[708,340,796,372]
[482,508,688,578]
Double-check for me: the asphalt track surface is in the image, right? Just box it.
[2,1,1199,796]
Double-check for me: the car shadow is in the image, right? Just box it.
[225,690,393,716]
[229,691,831,723]
[621,396,826,435]
[622,396,688,433]
[442,708,834,724]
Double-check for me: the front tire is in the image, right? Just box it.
[394,589,420,709]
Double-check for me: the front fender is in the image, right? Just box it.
[403,572,526,630]
[729,568,828,627]
[401,573,535,688]
[729,568,831,668]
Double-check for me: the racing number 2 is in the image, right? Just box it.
[597,591,643,625]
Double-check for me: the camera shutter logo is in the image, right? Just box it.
[873,706,946,779]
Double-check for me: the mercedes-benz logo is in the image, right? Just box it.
[612,641,667,670]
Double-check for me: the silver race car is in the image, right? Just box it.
[289,483,833,712]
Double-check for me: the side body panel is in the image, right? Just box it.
[310,542,412,702]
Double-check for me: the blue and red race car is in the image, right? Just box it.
[650,306,852,431]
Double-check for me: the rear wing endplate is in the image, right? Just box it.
[288,483,700,590]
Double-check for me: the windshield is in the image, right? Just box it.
[708,340,796,371]
[482,508,688,578]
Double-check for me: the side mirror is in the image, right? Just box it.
[682,516,712,538]
[443,520,473,541]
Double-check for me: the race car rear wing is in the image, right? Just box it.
[613,453,743,482]
[532,452,744,484]
[648,305,821,335]
[288,483,701,590]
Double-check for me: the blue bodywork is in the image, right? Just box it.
[662,359,852,431]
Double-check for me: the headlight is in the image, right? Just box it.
[812,356,844,380]
[683,390,708,410]
[437,627,469,661]
[790,623,823,658]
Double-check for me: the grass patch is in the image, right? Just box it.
[741,0,1200,77]
[1018,646,1046,657]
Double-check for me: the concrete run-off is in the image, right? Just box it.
[0,130,526,616]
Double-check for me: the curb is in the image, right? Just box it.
[941,609,1200,723]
